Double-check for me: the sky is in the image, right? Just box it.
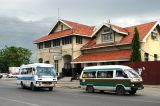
[0,0,160,62]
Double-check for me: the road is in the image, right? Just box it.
[0,79,160,106]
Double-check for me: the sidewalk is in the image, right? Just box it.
[144,85,160,89]
[56,80,80,89]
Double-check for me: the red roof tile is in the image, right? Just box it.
[112,24,128,34]
[33,29,73,43]
[83,21,157,49]
[62,19,95,36]
[33,20,94,43]
[72,49,132,63]
[120,21,157,44]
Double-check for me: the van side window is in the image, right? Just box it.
[82,71,96,78]
[116,71,127,78]
[20,68,32,75]
[97,71,113,78]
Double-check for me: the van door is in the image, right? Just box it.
[96,70,114,91]
[114,70,130,88]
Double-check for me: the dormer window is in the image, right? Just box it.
[102,33,113,42]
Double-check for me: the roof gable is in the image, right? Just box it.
[82,21,158,50]
[48,19,95,36]
[62,19,95,36]
[33,19,94,43]
[49,20,72,35]
[91,23,128,37]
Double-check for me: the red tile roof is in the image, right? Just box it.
[33,29,73,43]
[112,24,128,34]
[33,20,94,43]
[62,20,95,36]
[72,49,132,63]
[120,21,157,44]
[82,21,157,49]
[62,20,128,35]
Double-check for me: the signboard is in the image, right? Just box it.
[50,48,61,53]
[54,56,62,60]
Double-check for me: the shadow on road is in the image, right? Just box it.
[81,90,143,97]
[17,87,56,92]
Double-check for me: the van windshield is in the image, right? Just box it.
[36,67,56,77]
[124,69,140,78]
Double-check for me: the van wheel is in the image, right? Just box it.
[31,83,36,91]
[116,86,125,95]
[129,90,137,95]
[86,85,94,93]
[49,87,53,91]
[20,82,25,89]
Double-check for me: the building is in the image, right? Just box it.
[33,19,94,76]
[33,19,160,76]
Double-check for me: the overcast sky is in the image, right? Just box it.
[0,0,160,62]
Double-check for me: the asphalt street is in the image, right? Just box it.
[0,79,160,106]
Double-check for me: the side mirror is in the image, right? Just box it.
[123,74,128,78]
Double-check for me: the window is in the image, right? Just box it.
[64,63,71,69]
[144,53,149,61]
[154,54,158,61]
[97,71,113,78]
[38,43,43,49]
[62,36,72,45]
[39,58,43,63]
[21,68,32,75]
[61,25,63,31]
[44,41,51,48]
[45,61,50,64]
[76,36,83,44]
[54,60,58,72]
[102,33,113,41]
[151,31,158,40]
[53,39,60,47]
[116,71,128,78]
[82,71,96,78]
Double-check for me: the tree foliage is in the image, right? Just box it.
[130,27,141,62]
[0,46,32,73]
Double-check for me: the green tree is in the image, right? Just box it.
[130,27,141,62]
[0,46,32,73]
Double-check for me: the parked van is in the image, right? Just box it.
[17,63,57,91]
[80,65,144,95]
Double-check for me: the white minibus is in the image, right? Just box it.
[80,65,144,95]
[17,63,57,91]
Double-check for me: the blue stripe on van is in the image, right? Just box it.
[17,76,35,81]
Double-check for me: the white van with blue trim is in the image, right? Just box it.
[17,63,57,91]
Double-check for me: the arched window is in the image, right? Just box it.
[39,58,43,63]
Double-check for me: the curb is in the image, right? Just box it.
[144,85,160,89]
[56,85,80,89]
